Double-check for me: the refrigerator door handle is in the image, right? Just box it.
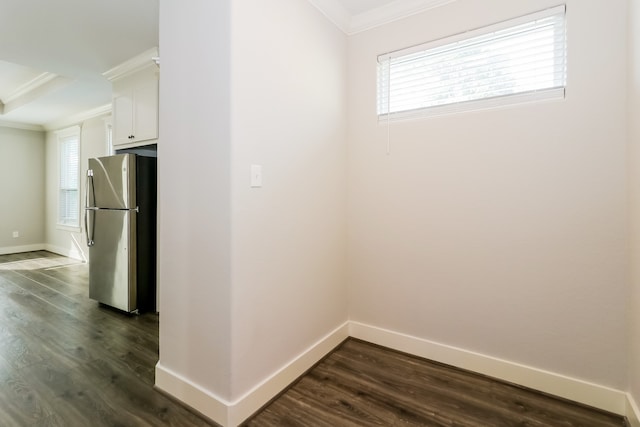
[85,169,96,247]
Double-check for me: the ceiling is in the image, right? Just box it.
[0,0,452,130]
[310,0,454,34]
[340,0,398,15]
[0,0,159,130]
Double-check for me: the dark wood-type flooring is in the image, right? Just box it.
[245,342,628,426]
[0,250,214,427]
[0,251,629,426]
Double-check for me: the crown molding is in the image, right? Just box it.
[103,47,159,82]
[0,120,44,132]
[308,0,456,35]
[307,0,351,33]
[44,103,112,132]
[3,72,58,104]
[0,73,73,116]
[350,0,456,34]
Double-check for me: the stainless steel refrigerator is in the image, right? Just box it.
[84,153,157,313]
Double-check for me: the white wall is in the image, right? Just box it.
[156,0,347,424]
[156,0,234,409]
[0,126,45,254]
[229,0,348,401]
[628,0,640,418]
[347,0,628,391]
[45,116,110,261]
[157,0,636,424]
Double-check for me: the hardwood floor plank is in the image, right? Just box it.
[321,343,541,425]
[0,270,159,383]
[275,378,387,426]
[0,333,48,369]
[0,252,215,427]
[0,354,58,426]
[21,360,156,427]
[245,339,627,427]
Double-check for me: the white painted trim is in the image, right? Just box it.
[155,320,630,425]
[228,322,350,426]
[54,125,81,138]
[155,364,229,425]
[103,47,159,82]
[44,243,86,262]
[2,75,73,115]
[0,244,45,256]
[0,120,44,131]
[628,393,640,427]
[349,0,456,34]
[155,322,350,426]
[306,0,351,33]
[55,224,81,233]
[349,321,626,416]
[307,0,457,35]
[44,103,111,132]
[0,244,84,260]
[3,72,59,104]
[112,138,159,151]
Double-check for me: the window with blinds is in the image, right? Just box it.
[377,5,567,120]
[58,127,80,228]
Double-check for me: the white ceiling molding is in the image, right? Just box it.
[349,0,456,34]
[0,119,44,131]
[44,103,112,132]
[3,72,57,104]
[1,74,73,115]
[308,0,456,35]
[103,47,159,82]
[307,0,351,33]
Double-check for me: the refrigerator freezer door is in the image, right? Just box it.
[88,209,137,312]
[87,154,137,209]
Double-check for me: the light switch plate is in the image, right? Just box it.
[251,164,262,187]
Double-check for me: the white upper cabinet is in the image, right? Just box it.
[104,48,159,149]
[112,76,158,146]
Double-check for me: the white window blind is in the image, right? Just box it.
[58,128,80,228]
[377,5,567,120]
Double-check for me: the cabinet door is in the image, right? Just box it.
[133,80,159,142]
[113,92,134,146]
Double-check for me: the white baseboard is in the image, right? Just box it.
[155,322,350,427]
[155,363,229,424]
[44,244,86,262]
[0,243,86,261]
[227,322,349,425]
[628,393,640,427]
[156,320,629,426]
[0,244,45,256]
[349,321,626,416]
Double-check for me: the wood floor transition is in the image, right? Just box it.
[0,251,629,426]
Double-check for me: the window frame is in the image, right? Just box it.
[56,126,81,232]
[377,5,567,121]
[103,116,114,155]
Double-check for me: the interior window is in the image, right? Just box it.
[377,5,567,120]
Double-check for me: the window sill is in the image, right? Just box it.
[56,224,81,233]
